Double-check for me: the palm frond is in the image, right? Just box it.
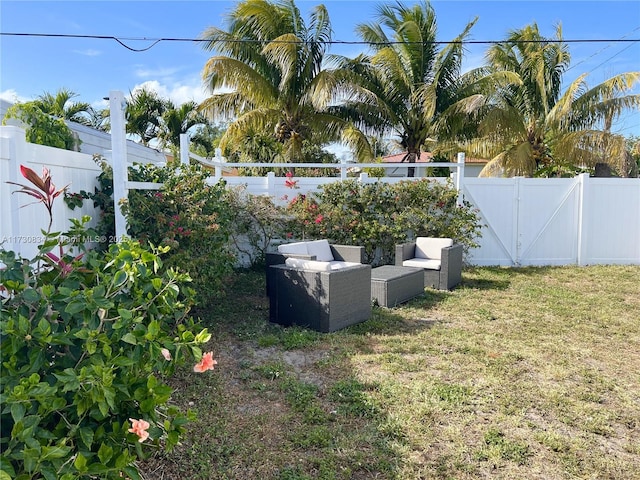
[202,56,277,104]
[198,92,255,122]
[261,33,301,89]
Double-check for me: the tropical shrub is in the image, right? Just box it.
[124,163,235,309]
[65,156,176,251]
[67,161,235,308]
[1,166,216,480]
[284,178,483,265]
[3,102,78,151]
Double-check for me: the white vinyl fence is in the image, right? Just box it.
[2,124,639,266]
[463,175,640,266]
[1,126,102,260]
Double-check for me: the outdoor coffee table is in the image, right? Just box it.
[371,265,424,307]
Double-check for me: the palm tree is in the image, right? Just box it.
[336,0,478,177]
[157,100,208,157]
[126,87,169,147]
[460,23,640,177]
[86,106,110,132]
[198,0,371,169]
[34,88,92,125]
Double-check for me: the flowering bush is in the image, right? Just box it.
[86,163,235,309]
[285,178,483,265]
[1,166,217,480]
[65,156,173,251]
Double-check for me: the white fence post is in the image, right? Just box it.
[109,90,129,241]
[577,173,589,266]
[340,156,347,180]
[267,171,276,198]
[456,152,465,205]
[214,148,223,179]
[179,134,189,165]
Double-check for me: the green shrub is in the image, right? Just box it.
[2,166,216,480]
[0,219,215,480]
[67,161,235,309]
[124,163,235,309]
[3,103,79,151]
[65,157,174,251]
[284,178,483,265]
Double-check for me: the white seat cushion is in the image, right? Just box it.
[285,258,360,272]
[285,258,331,271]
[415,237,453,260]
[278,241,309,255]
[327,261,360,270]
[403,258,441,270]
[306,239,334,262]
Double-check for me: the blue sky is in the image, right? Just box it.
[1,0,639,137]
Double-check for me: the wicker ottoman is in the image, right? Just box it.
[371,265,425,307]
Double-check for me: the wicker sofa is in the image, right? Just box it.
[266,240,371,332]
[395,237,463,290]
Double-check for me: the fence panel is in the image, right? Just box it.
[1,126,101,259]
[463,175,639,266]
[516,178,581,266]
[462,178,519,265]
[581,177,640,265]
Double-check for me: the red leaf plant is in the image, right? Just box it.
[7,165,69,233]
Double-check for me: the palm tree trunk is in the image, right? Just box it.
[401,150,418,178]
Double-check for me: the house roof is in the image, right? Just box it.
[381,152,487,164]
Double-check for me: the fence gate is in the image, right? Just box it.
[464,177,582,266]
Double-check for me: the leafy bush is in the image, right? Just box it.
[3,103,78,151]
[284,178,483,265]
[1,166,216,480]
[65,157,174,251]
[67,161,235,308]
[124,163,235,308]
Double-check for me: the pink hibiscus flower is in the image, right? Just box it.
[128,418,150,442]
[193,351,217,373]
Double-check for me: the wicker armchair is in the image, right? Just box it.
[266,240,371,332]
[265,241,366,296]
[268,262,371,333]
[395,237,463,290]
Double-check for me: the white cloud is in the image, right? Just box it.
[0,89,31,104]
[134,66,182,79]
[130,78,210,106]
[74,49,102,57]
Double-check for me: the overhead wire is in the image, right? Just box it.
[1,31,640,50]
[566,26,640,73]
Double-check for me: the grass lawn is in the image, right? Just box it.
[141,265,640,480]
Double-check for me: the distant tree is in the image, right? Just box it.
[126,87,169,146]
[189,123,225,158]
[86,106,110,132]
[33,88,92,125]
[457,23,640,177]
[626,135,640,177]
[1,88,97,150]
[157,100,208,157]
[335,0,479,177]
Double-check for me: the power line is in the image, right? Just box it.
[566,26,640,73]
[2,31,640,52]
